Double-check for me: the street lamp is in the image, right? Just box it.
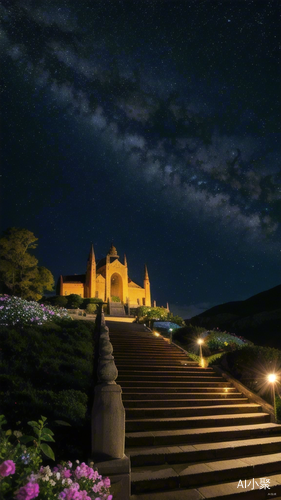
[268,373,277,421]
[197,338,204,367]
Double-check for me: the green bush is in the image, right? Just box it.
[86,304,97,314]
[205,331,247,352]
[40,295,68,308]
[137,306,169,322]
[111,295,121,302]
[82,297,103,309]
[0,319,95,459]
[66,294,84,309]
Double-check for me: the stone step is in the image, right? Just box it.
[126,412,270,432]
[117,360,198,366]
[130,474,281,500]
[126,404,261,419]
[118,365,213,372]
[128,435,281,466]
[123,398,249,408]
[119,380,230,387]
[125,422,279,447]
[121,386,237,393]
[113,351,188,365]
[119,375,223,383]
[122,392,245,400]
[130,452,281,494]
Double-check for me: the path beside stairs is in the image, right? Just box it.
[107,322,281,500]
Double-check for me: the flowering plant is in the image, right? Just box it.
[0,295,71,326]
[0,416,112,500]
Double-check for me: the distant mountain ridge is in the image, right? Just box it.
[188,284,281,347]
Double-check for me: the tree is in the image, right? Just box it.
[0,227,54,300]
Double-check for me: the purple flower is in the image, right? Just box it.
[0,459,16,477]
[103,477,110,488]
[16,482,39,500]
[62,468,72,478]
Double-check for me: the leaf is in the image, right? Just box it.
[5,429,12,436]
[54,420,72,426]
[40,443,55,461]
[40,433,55,442]
[42,427,54,436]
[20,435,35,444]
[27,421,40,429]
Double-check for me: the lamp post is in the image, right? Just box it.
[268,373,277,422]
[198,338,204,367]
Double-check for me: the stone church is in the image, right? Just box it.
[58,244,151,308]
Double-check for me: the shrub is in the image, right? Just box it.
[86,304,97,314]
[168,314,185,327]
[0,319,95,459]
[137,306,169,322]
[82,297,103,309]
[111,295,121,302]
[66,294,84,309]
[205,331,247,352]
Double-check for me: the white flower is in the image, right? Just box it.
[14,431,23,438]
[62,479,66,485]
[56,472,61,480]
[49,480,56,486]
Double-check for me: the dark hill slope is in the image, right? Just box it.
[188,284,281,348]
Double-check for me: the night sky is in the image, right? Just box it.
[1,0,280,318]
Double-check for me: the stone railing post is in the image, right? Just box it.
[91,305,130,500]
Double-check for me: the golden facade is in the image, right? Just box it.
[58,244,151,307]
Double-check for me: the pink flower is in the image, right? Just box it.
[74,463,95,480]
[16,482,39,500]
[104,477,110,488]
[62,468,72,478]
[59,485,90,500]
[0,459,16,477]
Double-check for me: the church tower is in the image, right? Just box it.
[86,244,96,298]
[143,264,151,307]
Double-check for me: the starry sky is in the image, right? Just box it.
[0,0,280,318]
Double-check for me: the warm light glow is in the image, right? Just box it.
[268,374,277,383]
[154,332,160,337]
[197,339,204,345]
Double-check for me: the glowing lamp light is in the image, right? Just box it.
[197,339,204,345]
[268,374,277,383]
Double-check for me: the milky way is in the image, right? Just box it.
[1,0,280,316]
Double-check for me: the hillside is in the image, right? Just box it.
[188,284,281,347]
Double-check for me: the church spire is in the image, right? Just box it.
[90,243,95,260]
[143,264,151,307]
[144,263,149,280]
[87,243,96,298]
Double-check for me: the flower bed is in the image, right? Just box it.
[0,295,71,326]
[0,416,112,500]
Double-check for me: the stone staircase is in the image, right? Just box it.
[109,302,126,316]
[109,325,281,499]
